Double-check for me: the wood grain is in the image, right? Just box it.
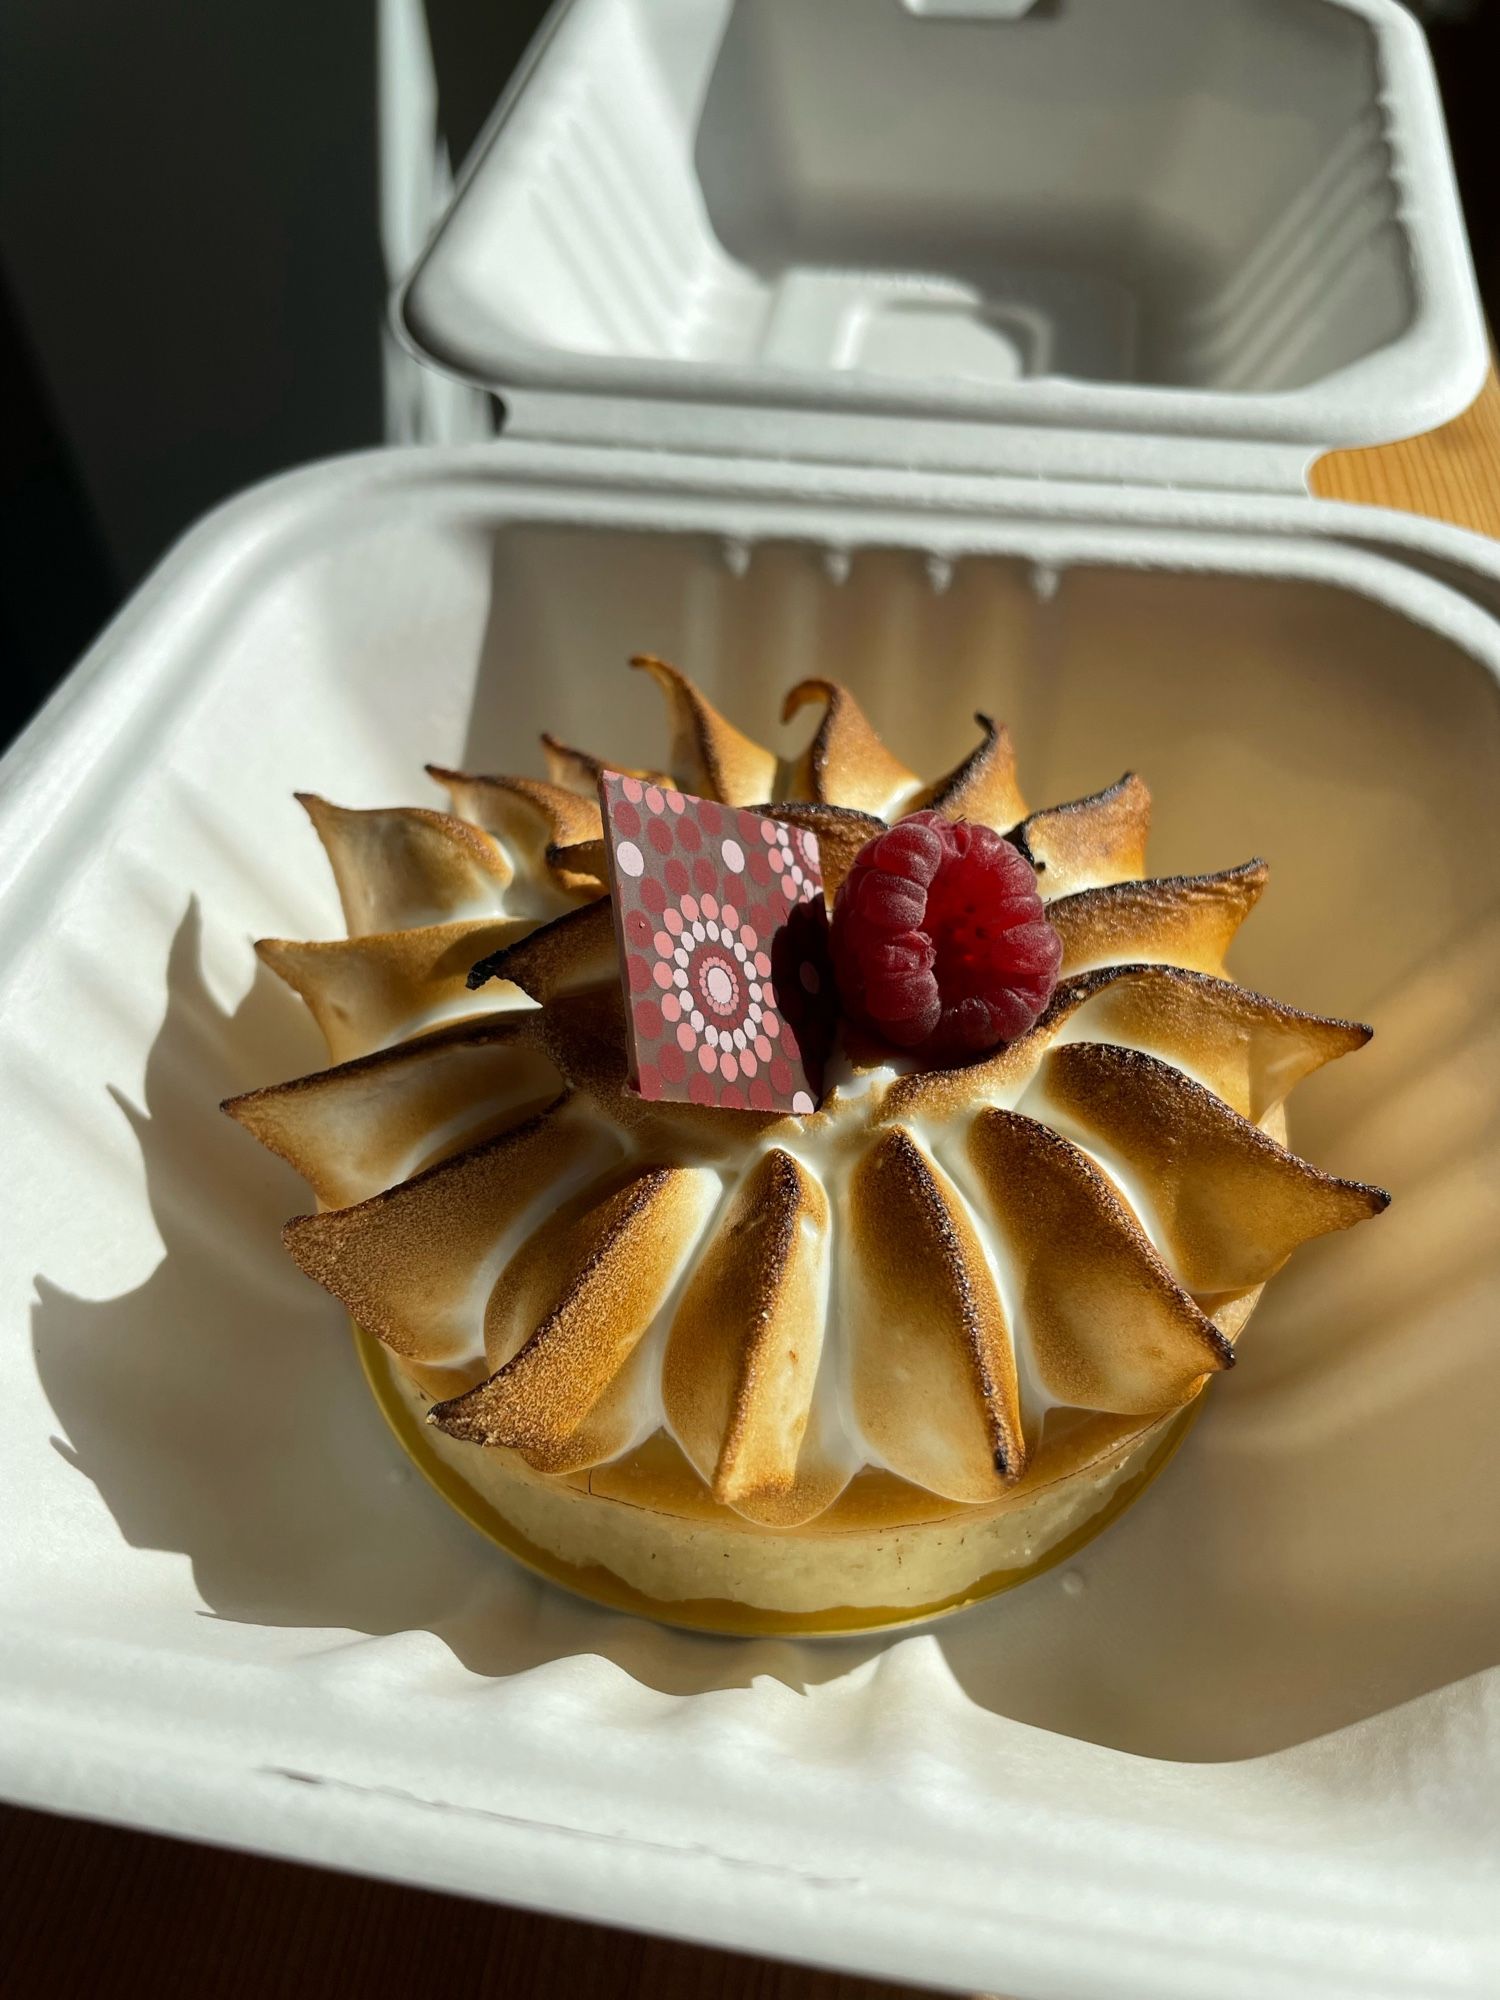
[4,374,1495,2000]
[1313,365,1500,537]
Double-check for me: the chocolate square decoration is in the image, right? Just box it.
[598,772,831,1114]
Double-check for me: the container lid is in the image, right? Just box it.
[398,0,1488,493]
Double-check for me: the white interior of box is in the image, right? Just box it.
[5,456,1500,1996]
[642,0,1403,388]
[5,462,1499,1759]
[401,0,1483,445]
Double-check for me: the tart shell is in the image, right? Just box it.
[359,1328,1203,1637]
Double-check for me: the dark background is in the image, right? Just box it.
[0,1803,916,2000]
[2,1,1496,762]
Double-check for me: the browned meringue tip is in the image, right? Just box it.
[846,1125,1026,1496]
[257,919,536,1064]
[467,948,508,990]
[1037,1040,1391,1296]
[467,896,616,999]
[220,1012,561,1206]
[764,800,884,829]
[1044,963,1373,1053]
[922,712,1001,807]
[966,1105,1234,1409]
[629,652,779,806]
[278,1095,587,1360]
[1010,769,1139,827]
[910,711,1026,829]
[1008,772,1152,895]
[537,731,587,767]
[776,679,923,819]
[547,836,606,879]
[539,730,672,796]
[779,677,830,725]
[288,793,522,941]
[1047,857,1269,980]
[425,1164,722,1470]
[426,766,602,848]
[663,1149,850,1525]
[293,789,374,830]
[538,730,583,777]
[290,789,345,854]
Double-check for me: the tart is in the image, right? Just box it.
[226,656,1387,1634]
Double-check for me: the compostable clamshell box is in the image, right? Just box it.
[4,4,1499,1996]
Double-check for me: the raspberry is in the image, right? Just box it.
[830,810,1062,1061]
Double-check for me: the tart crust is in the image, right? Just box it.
[360,1330,1201,1635]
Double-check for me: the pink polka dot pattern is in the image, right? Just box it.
[599,771,828,1115]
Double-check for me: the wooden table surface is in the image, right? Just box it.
[5,373,1499,2000]
[1309,361,1500,531]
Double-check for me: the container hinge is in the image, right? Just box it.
[496,390,1318,499]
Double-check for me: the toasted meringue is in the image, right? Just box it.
[227,661,1386,1632]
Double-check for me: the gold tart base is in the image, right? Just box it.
[357,1330,1202,1637]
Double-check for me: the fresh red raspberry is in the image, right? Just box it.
[830,810,1062,1061]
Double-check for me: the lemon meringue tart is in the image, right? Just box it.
[226,656,1388,1636]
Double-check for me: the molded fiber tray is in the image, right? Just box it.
[3,444,1500,1997]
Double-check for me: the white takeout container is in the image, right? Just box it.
[400,0,1485,483]
[5,5,1500,1997]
